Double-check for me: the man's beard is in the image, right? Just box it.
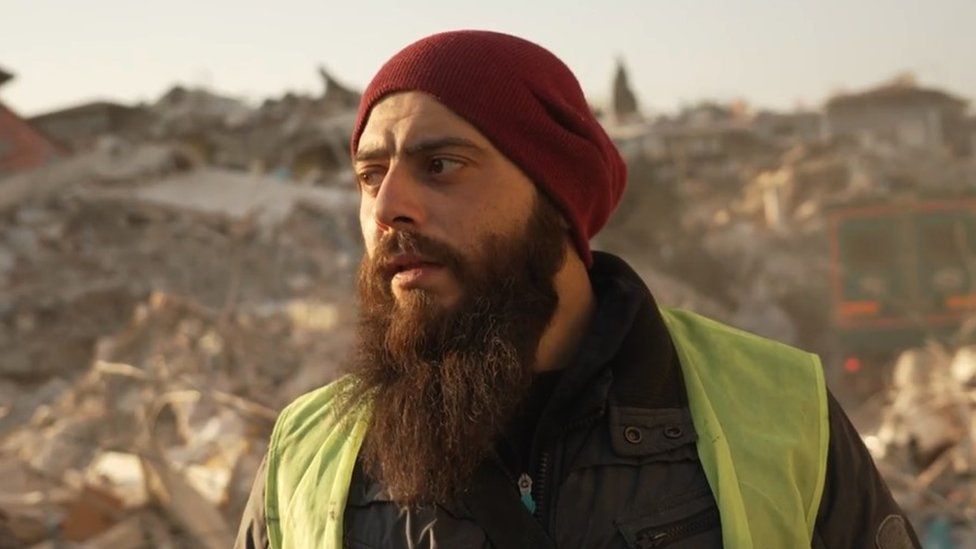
[347,196,567,505]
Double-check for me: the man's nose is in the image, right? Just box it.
[372,162,426,231]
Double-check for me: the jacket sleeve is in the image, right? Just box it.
[235,454,271,549]
[812,391,921,548]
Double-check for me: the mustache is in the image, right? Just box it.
[369,231,466,280]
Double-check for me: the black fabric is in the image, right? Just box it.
[813,392,922,547]
[598,255,686,412]
[460,460,556,549]
[497,369,563,479]
[234,251,920,549]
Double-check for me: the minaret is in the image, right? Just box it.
[612,58,640,123]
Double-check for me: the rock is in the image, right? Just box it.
[85,452,148,509]
[59,486,124,542]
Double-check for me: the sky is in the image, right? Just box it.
[1,0,974,117]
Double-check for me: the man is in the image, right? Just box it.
[237,30,919,548]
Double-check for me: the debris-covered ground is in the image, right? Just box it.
[0,127,362,546]
[1,71,975,545]
[859,344,976,547]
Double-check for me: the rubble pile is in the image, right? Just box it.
[1,165,359,376]
[600,139,851,355]
[861,344,976,546]
[2,290,357,547]
[142,83,358,183]
[601,94,976,361]
[0,136,362,545]
[0,67,973,544]
[24,68,361,186]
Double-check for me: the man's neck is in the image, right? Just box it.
[533,243,595,373]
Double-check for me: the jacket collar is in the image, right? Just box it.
[536,252,697,454]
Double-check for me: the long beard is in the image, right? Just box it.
[347,196,566,505]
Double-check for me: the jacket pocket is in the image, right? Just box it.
[614,491,721,548]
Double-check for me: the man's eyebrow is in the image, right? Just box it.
[353,136,482,163]
[353,146,388,163]
[403,136,482,156]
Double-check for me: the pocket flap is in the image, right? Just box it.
[609,406,698,458]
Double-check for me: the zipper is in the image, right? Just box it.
[531,451,550,519]
[633,506,720,548]
[517,473,536,513]
[530,410,604,528]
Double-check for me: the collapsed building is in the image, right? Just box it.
[0,67,68,177]
[0,145,361,546]
[24,67,359,186]
[0,64,973,545]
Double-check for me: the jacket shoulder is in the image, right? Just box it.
[660,307,822,376]
[272,375,361,447]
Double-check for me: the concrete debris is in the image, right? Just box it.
[131,167,358,229]
[59,486,124,542]
[0,67,973,545]
[85,452,149,509]
[19,66,359,185]
[142,450,235,549]
[0,286,355,545]
[1,80,361,542]
[77,513,152,549]
[861,343,976,545]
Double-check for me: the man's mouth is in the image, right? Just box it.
[383,254,445,286]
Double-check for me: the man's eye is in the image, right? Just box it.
[357,169,384,189]
[428,157,463,175]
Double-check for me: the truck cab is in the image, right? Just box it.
[828,196,976,395]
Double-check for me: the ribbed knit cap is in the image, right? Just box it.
[351,30,627,266]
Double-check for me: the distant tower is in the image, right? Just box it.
[612,58,640,123]
[317,66,361,114]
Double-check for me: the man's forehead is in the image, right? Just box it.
[355,92,491,157]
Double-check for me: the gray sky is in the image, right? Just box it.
[2,0,974,116]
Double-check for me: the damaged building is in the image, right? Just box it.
[29,101,151,152]
[826,73,971,156]
[0,61,974,546]
[0,67,67,176]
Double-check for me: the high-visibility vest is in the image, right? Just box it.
[264,308,829,548]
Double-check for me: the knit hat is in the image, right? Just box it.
[351,30,627,267]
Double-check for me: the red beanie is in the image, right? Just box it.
[351,30,627,267]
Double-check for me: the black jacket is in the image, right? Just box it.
[236,252,919,548]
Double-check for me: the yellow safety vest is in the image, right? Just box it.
[265,308,829,548]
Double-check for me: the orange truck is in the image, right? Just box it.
[827,196,976,393]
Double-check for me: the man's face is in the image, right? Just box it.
[354,92,538,310]
[348,92,569,504]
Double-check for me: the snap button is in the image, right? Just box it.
[623,426,643,444]
[664,426,683,439]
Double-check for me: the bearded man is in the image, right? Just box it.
[236,31,918,548]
